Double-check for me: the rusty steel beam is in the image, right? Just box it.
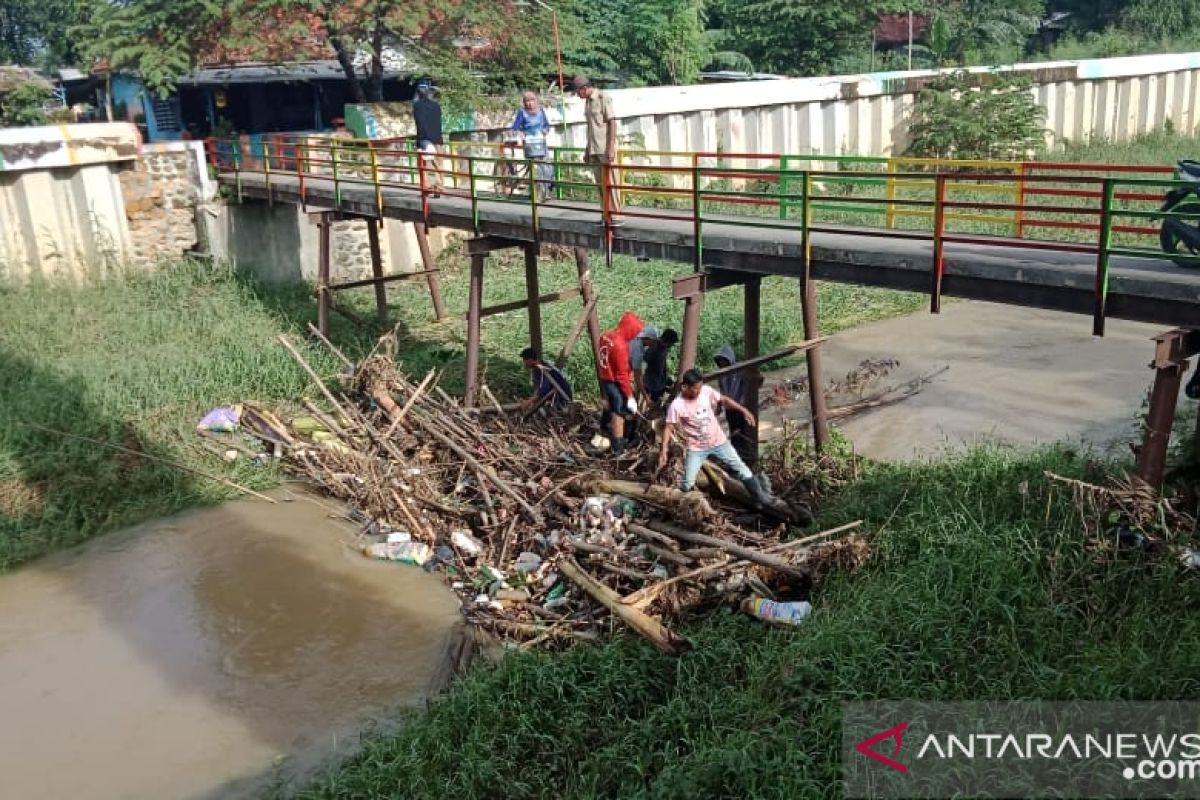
[1151,328,1200,368]
[465,287,583,321]
[574,248,602,376]
[1136,362,1185,490]
[524,244,543,356]
[743,276,762,467]
[366,219,388,327]
[415,222,447,321]
[800,274,830,451]
[316,213,331,336]
[465,235,524,256]
[327,269,439,293]
[465,253,485,408]
[671,269,756,299]
[678,293,705,375]
[1135,328,1200,489]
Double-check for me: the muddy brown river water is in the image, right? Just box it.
[0,489,462,800]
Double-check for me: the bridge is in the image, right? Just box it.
[209,136,1200,487]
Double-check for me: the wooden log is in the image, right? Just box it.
[559,557,691,655]
[278,334,355,423]
[622,520,864,608]
[644,519,810,581]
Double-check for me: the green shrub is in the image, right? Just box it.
[905,71,1046,161]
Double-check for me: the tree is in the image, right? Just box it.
[76,0,555,105]
[1,0,84,69]
[710,0,911,77]
[0,68,53,126]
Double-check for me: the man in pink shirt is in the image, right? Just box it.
[657,368,773,507]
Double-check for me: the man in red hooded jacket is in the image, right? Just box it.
[597,310,643,454]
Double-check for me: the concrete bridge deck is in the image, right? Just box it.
[223,171,1200,330]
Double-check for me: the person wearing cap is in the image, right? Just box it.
[412,79,444,196]
[571,75,621,214]
[519,347,572,412]
[641,327,680,407]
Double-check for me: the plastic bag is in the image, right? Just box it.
[197,405,241,433]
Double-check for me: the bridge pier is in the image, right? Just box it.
[1135,329,1200,489]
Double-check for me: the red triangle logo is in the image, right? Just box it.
[855,721,909,773]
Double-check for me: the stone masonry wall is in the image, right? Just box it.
[117,144,202,268]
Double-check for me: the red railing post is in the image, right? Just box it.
[601,159,613,269]
[418,144,429,225]
[930,173,947,312]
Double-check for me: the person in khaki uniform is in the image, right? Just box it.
[571,75,621,214]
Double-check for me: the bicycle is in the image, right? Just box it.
[493,132,553,202]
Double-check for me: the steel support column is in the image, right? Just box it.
[366,218,388,328]
[415,222,447,321]
[465,253,485,408]
[524,244,543,356]
[574,247,602,374]
[800,274,830,451]
[1136,363,1185,489]
[742,275,762,467]
[316,213,331,336]
[679,293,704,375]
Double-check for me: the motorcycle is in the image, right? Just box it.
[1157,159,1200,269]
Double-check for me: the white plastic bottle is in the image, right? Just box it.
[741,596,812,626]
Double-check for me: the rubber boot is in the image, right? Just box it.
[610,437,626,456]
[1188,364,1200,400]
[741,475,769,509]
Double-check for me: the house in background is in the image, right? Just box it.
[92,59,416,144]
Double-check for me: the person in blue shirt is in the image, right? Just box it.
[519,347,573,412]
[510,91,553,200]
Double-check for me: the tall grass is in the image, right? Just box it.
[0,262,346,569]
[283,447,1200,799]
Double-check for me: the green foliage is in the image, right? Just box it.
[906,70,1047,160]
[1121,0,1200,42]
[75,0,222,96]
[712,0,906,76]
[0,74,52,126]
[280,446,1200,799]
[557,0,710,86]
[0,0,84,69]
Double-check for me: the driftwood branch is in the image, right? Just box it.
[559,557,691,655]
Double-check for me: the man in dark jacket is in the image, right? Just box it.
[412,79,444,195]
[714,344,755,467]
[519,347,572,412]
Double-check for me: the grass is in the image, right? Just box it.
[0,263,355,569]
[280,445,1200,799]
[0,255,918,570]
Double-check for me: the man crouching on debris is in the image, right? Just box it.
[657,368,774,507]
[598,310,644,455]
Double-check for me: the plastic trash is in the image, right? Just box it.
[363,541,433,566]
[197,406,241,433]
[495,587,531,603]
[1180,549,1200,570]
[386,530,413,544]
[451,529,484,556]
[741,596,812,627]
[514,552,543,575]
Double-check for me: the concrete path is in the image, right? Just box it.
[756,301,1195,463]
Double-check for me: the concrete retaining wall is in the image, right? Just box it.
[540,52,1200,157]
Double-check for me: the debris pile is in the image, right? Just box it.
[260,332,871,653]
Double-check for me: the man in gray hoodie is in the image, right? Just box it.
[714,344,755,467]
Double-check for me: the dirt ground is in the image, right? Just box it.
[754,300,1194,462]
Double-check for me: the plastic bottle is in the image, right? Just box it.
[363,541,433,566]
[741,596,812,626]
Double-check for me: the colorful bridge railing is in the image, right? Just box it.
[206,134,1200,336]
